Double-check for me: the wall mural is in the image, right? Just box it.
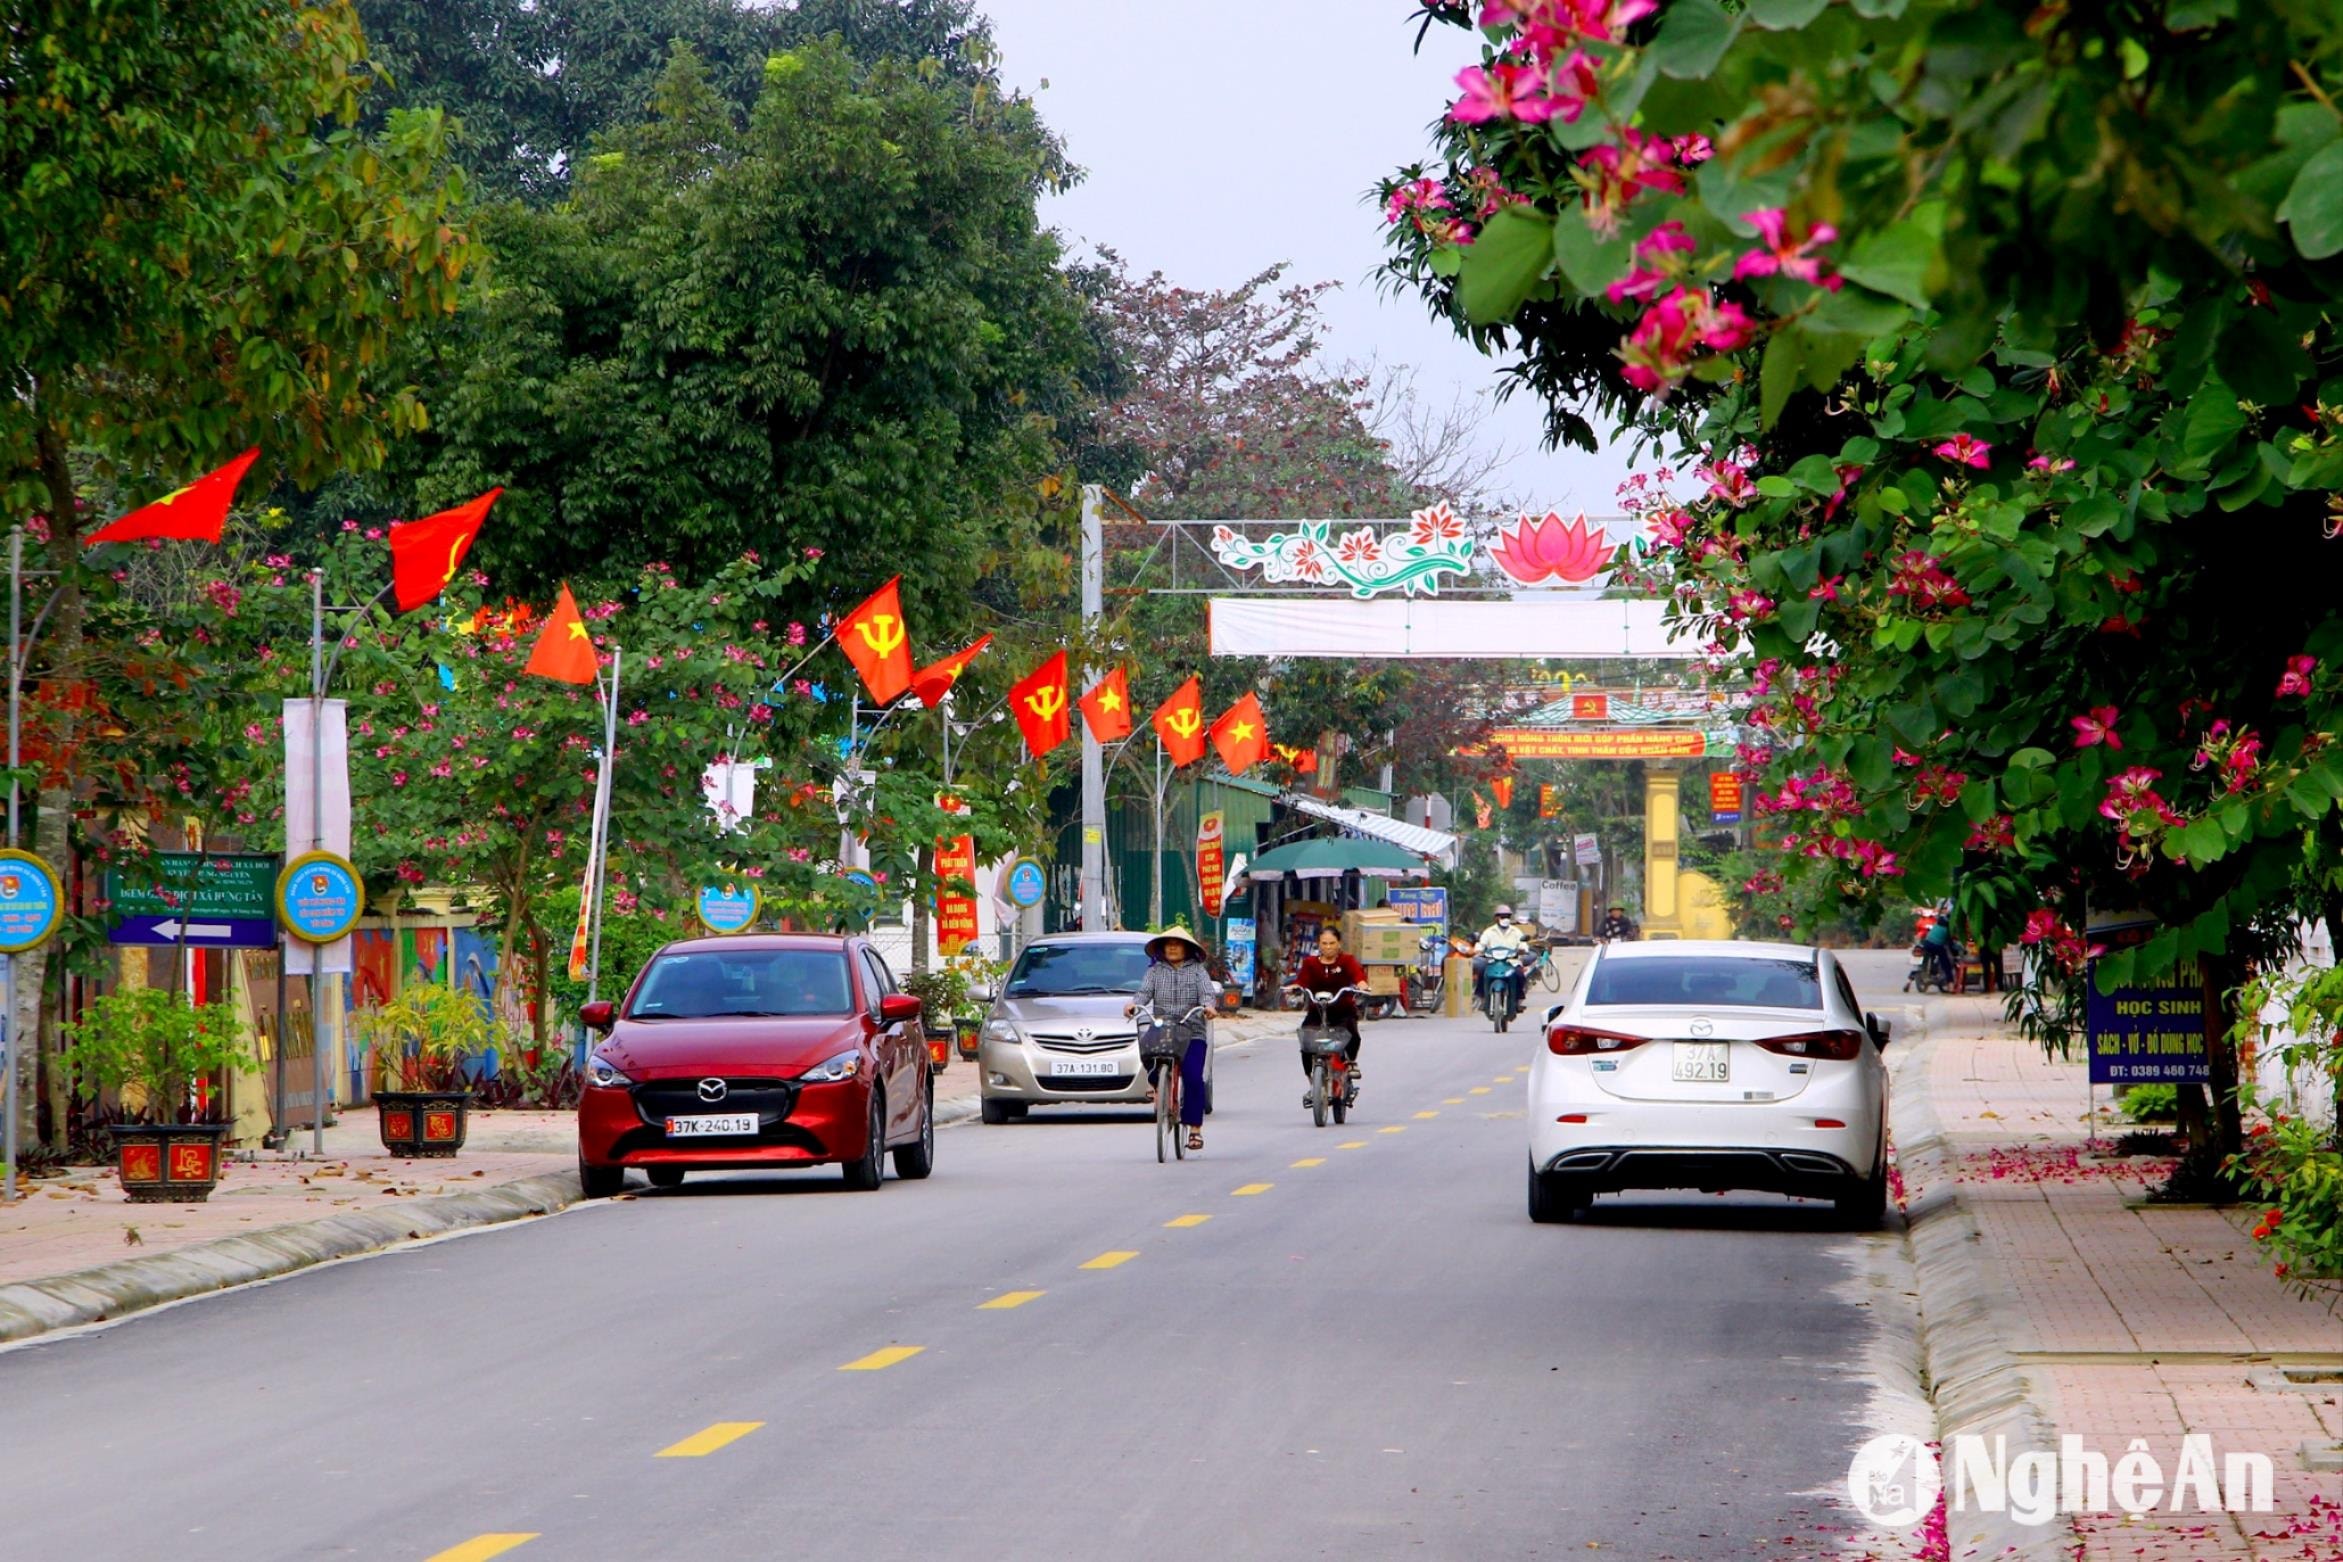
[1208,503,1631,598]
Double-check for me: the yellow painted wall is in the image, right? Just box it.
[1674,870,1734,942]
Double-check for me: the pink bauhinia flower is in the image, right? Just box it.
[1732,208,1841,289]
[2277,654,2316,698]
[1932,433,1994,469]
[1384,177,1453,225]
[1619,288,1753,393]
[2070,705,2121,749]
[1450,61,1575,124]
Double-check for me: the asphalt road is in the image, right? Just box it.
[0,985,1910,1562]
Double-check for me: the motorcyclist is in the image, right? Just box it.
[1473,905,1530,1017]
[1921,905,1957,990]
[1598,904,1639,942]
[1290,926,1367,1102]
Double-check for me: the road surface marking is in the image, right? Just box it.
[425,1538,538,1562]
[1166,1213,1211,1227]
[1231,1182,1274,1196]
[1290,1157,1326,1168]
[840,1345,925,1371]
[1081,1250,1140,1270]
[1336,1140,1368,1149]
[1377,1125,1407,1135]
[1469,1087,1492,1095]
[1493,1076,1513,1083]
[655,1422,763,1458]
[1443,1097,1465,1104]
[1413,1110,1439,1119]
[980,1290,1046,1309]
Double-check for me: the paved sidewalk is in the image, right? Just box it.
[1898,994,2343,1561]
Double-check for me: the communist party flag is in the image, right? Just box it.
[839,576,914,705]
[524,584,599,685]
[388,488,501,612]
[1078,666,1133,743]
[1151,675,1207,767]
[911,633,992,709]
[1209,691,1270,775]
[1491,774,1515,810]
[1010,649,1072,757]
[84,448,260,546]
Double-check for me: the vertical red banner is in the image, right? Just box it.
[934,833,980,955]
[1709,772,1744,817]
[1196,810,1226,919]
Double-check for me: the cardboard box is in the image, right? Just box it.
[1342,907,1419,965]
[1363,967,1403,996]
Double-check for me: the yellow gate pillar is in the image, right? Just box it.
[1642,764,1682,939]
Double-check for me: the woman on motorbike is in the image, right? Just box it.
[1291,926,1367,1095]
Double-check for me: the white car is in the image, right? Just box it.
[1526,940,1891,1225]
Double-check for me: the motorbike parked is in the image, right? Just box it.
[1404,932,1448,1016]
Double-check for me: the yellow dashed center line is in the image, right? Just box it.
[1443,1096,1465,1104]
[840,1345,925,1371]
[1081,1250,1140,1270]
[1336,1140,1368,1150]
[1290,1156,1326,1168]
[425,1537,538,1562]
[1413,1110,1439,1120]
[1377,1125,1407,1135]
[1493,1076,1513,1083]
[1469,1087,1492,1095]
[1231,1182,1274,1196]
[1165,1213,1211,1227]
[979,1290,1046,1310]
[655,1421,763,1458]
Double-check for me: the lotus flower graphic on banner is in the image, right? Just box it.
[1207,502,1475,599]
[1486,510,1618,587]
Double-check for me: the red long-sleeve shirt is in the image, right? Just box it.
[1292,953,1367,1025]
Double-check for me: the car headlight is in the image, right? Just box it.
[798,1049,862,1083]
[983,1019,1020,1045]
[586,1054,632,1088]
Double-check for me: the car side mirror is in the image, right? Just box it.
[581,1001,615,1031]
[969,985,995,1005]
[879,993,923,1025]
[1866,1011,1892,1049]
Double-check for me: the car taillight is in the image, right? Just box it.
[1751,1029,1866,1060]
[1548,1025,1652,1056]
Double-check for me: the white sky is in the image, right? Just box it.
[974,0,1638,514]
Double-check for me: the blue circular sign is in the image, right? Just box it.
[843,869,879,894]
[276,851,365,945]
[0,849,63,953]
[696,880,761,935]
[1004,858,1046,909]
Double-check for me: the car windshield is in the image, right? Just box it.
[628,949,853,1019]
[1586,955,1823,1011]
[1004,942,1152,997]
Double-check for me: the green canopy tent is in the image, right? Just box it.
[1244,836,1429,880]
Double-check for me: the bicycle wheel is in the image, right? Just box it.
[1332,1069,1348,1125]
[1170,1062,1186,1161]
[1154,1061,1172,1164]
[1310,1058,1329,1127]
[1541,959,1562,992]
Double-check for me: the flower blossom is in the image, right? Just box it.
[1450,61,1580,125]
[2069,706,2121,749]
[1932,434,1993,469]
[2277,654,2316,698]
[1732,208,1840,289]
[1619,287,1753,394]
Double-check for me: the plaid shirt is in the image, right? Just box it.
[1136,959,1214,1038]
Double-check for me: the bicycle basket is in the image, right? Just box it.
[1298,1024,1347,1056]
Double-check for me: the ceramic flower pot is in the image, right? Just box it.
[112,1122,232,1204]
[374,1089,474,1157]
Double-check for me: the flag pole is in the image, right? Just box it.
[772,626,837,693]
[3,530,18,1203]
[1150,733,1166,930]
[584,648,621,1006]
[309,571,327,1156]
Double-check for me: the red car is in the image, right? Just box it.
[576,933,934,1195]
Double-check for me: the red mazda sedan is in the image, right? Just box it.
[576,933,934,1195]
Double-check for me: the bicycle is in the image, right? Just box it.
[1136,1002,1205,1162]
[1287,984,1365,1128]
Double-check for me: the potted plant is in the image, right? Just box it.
[950,953,1004,1060]
[358,981,492,1157]
[900,964,967,1075]
[65,989,257,1203]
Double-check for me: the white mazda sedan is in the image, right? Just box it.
[1526,940,1891,1225]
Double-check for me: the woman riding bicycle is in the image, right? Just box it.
[1127,926,1215,1153]
[1291,926,1367,1097]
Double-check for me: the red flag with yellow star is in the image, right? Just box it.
[912,633,992,709]
[84,448,260,546]
[1151,675,1207,767]
[1010,650,1071,757]
[389,488,501,613]
[1208,691,1270,775]
[524,584,598,685]
[1078,666,1132,743]
[838,576,914,705]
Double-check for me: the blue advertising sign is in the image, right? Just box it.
[2084,922,2208,1084]
[0,850,63,953]
[1004,858,1046,909]
[696,881,761,935]
[1383,886,1449,927]
[1224,915,1256,991]
[276,851,365,945]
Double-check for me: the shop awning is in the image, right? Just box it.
[1276,792,1459,869]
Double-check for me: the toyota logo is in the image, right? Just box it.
[1074,1027,1094,1044]
[696,1078,729,1103]
[1688,1017,1715,1038]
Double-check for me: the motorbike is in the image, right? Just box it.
[1403,932,1448,1016]
[1287,985,1364,1127]
[1482,948,1524,1032]
[1904,936,1958,994]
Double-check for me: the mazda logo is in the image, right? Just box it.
[1688,1018,1714,1038]
[696,1078,728,1103]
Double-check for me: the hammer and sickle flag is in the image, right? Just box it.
[839,576,915,705]
[84,448,260,546]
[1208,691,1270,776]
[388,488,501,613]
[1009,649,1071,758]
[1150,674,1207,768]
[524,584,599,685]
[912,633,992,709]
[1078,665,1132,744]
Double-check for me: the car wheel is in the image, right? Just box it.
[892,1077,936,1181]
[578,1155,625,1199]
[979,1096,1025,1125]
[1527,1161,1587,1224]
[840,1090,886,1191]
[644,1166,685,1190]
[1834,1154,1888,1228]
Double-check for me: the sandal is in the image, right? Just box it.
[1187,1130,1204,1152]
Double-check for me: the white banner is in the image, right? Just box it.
[282,698,353,976]
[1573,833,1602,869]
[1207,597,1692,659]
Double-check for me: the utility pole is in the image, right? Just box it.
[1079,486,1107,931]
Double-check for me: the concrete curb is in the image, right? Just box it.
[0,1170,581,1347]
[1892,1017,2079,1562]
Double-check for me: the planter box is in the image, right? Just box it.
[113,1122,232,1204]
[955,1023,982,1062]
[375,1090,474,1158]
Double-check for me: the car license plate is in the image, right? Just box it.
[1049,1057,1118,1077]
[1671,1042,1729,1083]
[666,1113,758,1138]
